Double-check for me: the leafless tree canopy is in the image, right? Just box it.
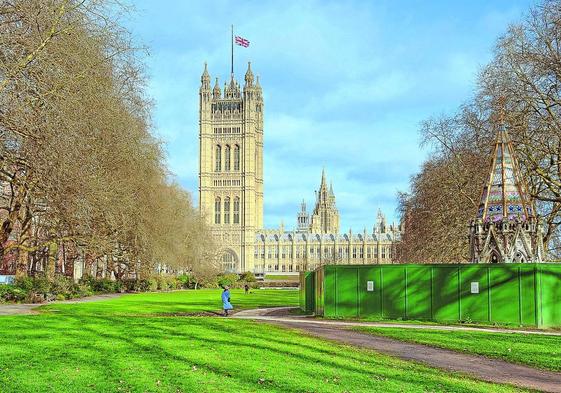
[399,0,561,262]
[0,0,217,278]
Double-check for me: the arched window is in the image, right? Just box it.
[233,197,240,224]
[214,197,221,224]
[215,145,221,172]
[224,197,230,224]
[224,145,231,171]
[233,145,240,171]
[222,251,237,272]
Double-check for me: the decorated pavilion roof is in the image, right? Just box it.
[477,127,534,222]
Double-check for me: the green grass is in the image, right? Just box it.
[39,289,297,316]
[355,327,561,372]
[0,290,528,392]
[264,274,298,281]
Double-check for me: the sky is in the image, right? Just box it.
[124,0,534,232]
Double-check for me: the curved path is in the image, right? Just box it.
[234,307,561,393]
[0,293,123,316]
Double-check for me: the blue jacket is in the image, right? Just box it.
[222,289,233,310]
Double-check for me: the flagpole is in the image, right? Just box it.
[231,24,234,76]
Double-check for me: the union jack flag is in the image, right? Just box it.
[235,35,250,48]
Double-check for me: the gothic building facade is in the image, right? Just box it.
[469,118,544,263]
[199,63,402,273]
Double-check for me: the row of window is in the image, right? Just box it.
[215,197,240,224]
[261,264,300,272]
[214,127,241,134]
[211,102,242,112]
[213,179,241,187]
[215,145,240,172]
[253,245,391,260]
[212,113,242,121]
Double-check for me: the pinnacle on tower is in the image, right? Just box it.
[201,62,210,85]
[213,77,221,99]
[245,61,254,86]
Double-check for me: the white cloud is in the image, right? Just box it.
[127,0,533,230]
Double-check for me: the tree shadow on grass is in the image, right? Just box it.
[70,315,507,392]
[0,314,514,393]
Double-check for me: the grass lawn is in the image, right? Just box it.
[264,274,299,281]
[39,289,298,316]
[355,327,561,372]
[0,290,528,392]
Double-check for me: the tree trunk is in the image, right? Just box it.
[46,242,58,280]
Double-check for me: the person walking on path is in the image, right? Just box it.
[222,286,233,316]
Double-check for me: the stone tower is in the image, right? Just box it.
[310,170,340,234]
[375,209,387,234]
[296,200,310,232]
[199,62,264,272]
[469,117,544,263]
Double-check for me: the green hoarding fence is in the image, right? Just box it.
[299,271,315,313]
[299,263,561,327]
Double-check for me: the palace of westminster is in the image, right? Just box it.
[199,63,401,274]
[199,61,545,273]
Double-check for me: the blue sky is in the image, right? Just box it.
[125,0,533,231]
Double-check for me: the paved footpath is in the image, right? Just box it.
[234,307,561,393]
[0,293,123,316]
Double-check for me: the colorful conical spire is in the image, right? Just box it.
[476,114,534,222]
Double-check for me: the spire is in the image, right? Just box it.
[476,106,535,223]
[297,199,310,233]
[376,209,386,233]
[213,77,221,99]
[244,61,254,86]
[469,98,544,263]
[256,75,261,89]
[318,168,328,203]
[201,62,210,85]
[223,74,240,99]
[310,168,340,234]
[329,181,334,196]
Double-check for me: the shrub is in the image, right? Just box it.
[217,273,239,288]
[113,280,124,293]
[147,278,158,291]
[70,283,93,298]
[239,271,257,283]
[14,276,34,292]
[91,278,116,293]
[176,274,190,289]
[158,275,178,290]
[50,275,73,295]
[1,272,203,303]
[32,275,52,294]
[122,279,142,292]
[0,284,27,302]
